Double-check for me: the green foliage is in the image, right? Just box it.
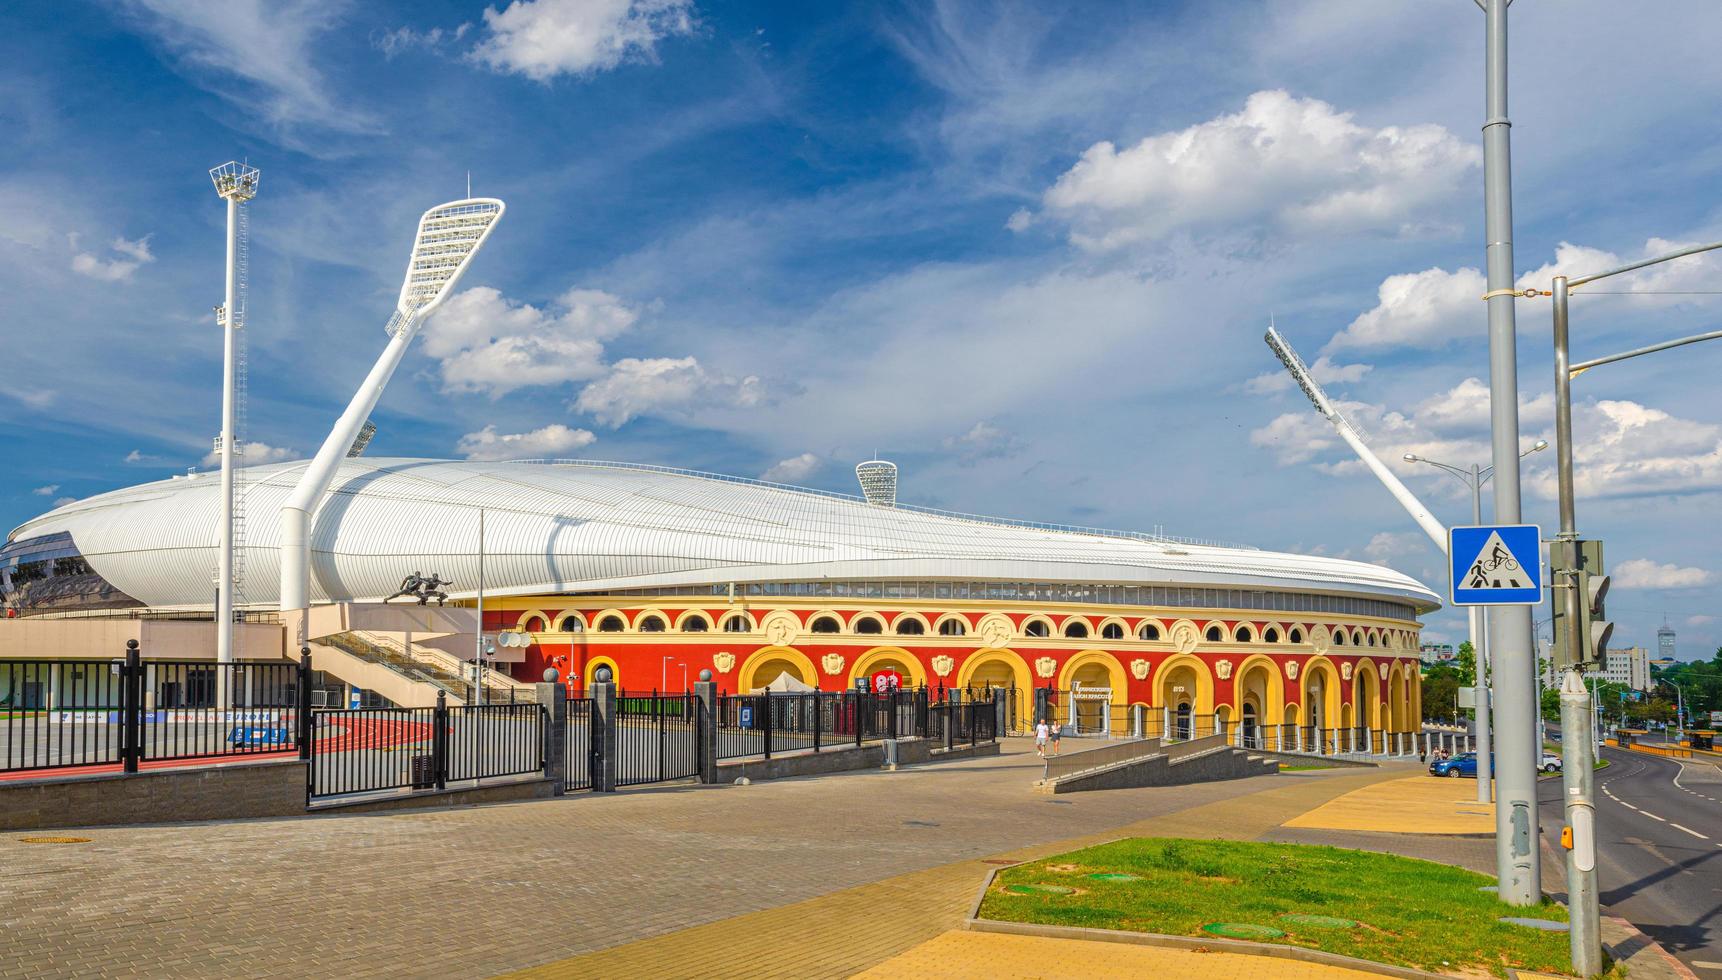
[1421,667,1458,722]
[1456,641,1477,687]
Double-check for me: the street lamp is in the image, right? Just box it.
[1402,440,1547,805]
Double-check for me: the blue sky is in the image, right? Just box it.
[4,0,1722,656]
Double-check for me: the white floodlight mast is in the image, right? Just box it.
[1263,326,1449,554]
[279,199,505,628]
[210,162,260,666]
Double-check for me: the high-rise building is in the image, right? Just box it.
[1587,646,1651,691]
[1658,622,1676,663]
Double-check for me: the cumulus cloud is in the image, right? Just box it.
[422,286,638,399]
[1612,559,1714,590]
[70,235,154,282]
[31,485,59,496]
[472,0,695,81]
[1037,90,1478,250]
[201,441,296,467]
[760,452,820,484]
[942,420,1019,464]
[1243,353,1372,395]
[123,450,153,463]
[1364,531,1433,566]
[456,423,596,461]
[1324,266,1485,352]
[1528,400,1722,500]
[574,356,763,427]
[1518,238,1722,299]
[377,22,470,58]
[52,497,76,508]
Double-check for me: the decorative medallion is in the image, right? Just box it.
[977,614,1014,649]
[1341,662,1354,681]
[1034,656,1057,679]
[1215,660,1233,681]
[1130,658,1151,681]
[821,652,845,675]
[1284,660,1300,681]
[1170,620,1200,655]
[713,651,735,674]
[931,655,955,678]
[1309,624,1331,655]
[761,612,799,647]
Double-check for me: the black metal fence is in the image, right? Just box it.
[714,689,992,762]
[616,693,699,786]
[1,644,309,775]
[307,694,546,801]
[564,697,594,791]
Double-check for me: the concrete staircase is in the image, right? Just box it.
[1034,734,1279,794]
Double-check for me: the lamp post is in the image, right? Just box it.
[1543,236,1722,976]
[1403,440,1546,804]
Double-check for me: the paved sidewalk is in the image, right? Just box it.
[853,930,1391,979]
[1283,773,1496,835]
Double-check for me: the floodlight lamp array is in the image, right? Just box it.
[209,161,260,202]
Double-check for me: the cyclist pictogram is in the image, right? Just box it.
[1450,524,1542,606]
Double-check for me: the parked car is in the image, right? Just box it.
[1429,752,1488,778]
[1539,752,1562,773]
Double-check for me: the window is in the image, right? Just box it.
[854,617,883,635]
[1366,632,1376,647]
[1063,621,1089,639]
[1235,626,1252,643]
[723,616,750,633]
[560,616,583,633]
[1024,620,1050,638]
[1334,630,1347,646]
[896,618,925,635]
[938,618,967,636]
[1101,623,1124,640]
[1205,625,1223,642]
[524,616,546,633]
[682,615,708,632]
[1139,623,1161,641]
[639,616,666,633]
[811,616,840,634]
[598,616,624,633]
[1263,627,1279,643]
[1289,628,1304,644]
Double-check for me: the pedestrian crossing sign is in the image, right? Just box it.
[1449,523,1542,606]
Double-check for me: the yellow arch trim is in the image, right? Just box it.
[1301,655,1344,727]
[717,609,758,633]
[849,646,929,689]
[889,611,934,637]
[1353,657,1384,729]
[1152,653,1215,713]
[1020,614,1055,639]
[803,608,846,634]
[848,612,887,636]
[584,655,621,691]
[550,610,587,633]
[672,608,714,632]
[956,648,1032,694]
[1059,614,1095,639]
[516,608,553,633]
[1232,654,1285,726]
[738,645,818,692]
[931,612,971,638]
[1058,650,1130,705]
[631,609,672,634]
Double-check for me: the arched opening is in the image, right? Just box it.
[1057,652,1130,737]
[1063,620,1090,639]
[722,615,751,633]
[681,615,709,632]
[1100,622,1124,640]
[560,615,584,633]
[849,647,927,691]
[958,650,1032,731]
[895,618,925,636]
[638,615,666,633]
[1138,622,1161,641]
[1233,655,1284,749]
[525,616,546,633]
[1289,627,1304,644]
[938,618,967,637]
[1215,703,1232,739]
[1354,659,1382,752]
[1024,619,1050,638]
[1235,625,1253,643]
[1241,701,1260,748]
[1205,625,1223,642]
[1366,632,1377,647]
[738,647,817,693]
[1301,658,1343,753]
[1334,631,1347,647]
[1159,660,1203,740]
[1263,627,1279,643]
[597,615,624,633]
[810,616,840,634]
[854,616,883,635]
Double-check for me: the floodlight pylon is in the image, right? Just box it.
[210,161,259,667]
[279,198,504,624]
[1263,325,1448,553]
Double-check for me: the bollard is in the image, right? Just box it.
[537,669,565,794]
[590,669,617,792]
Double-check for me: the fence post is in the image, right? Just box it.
[122,639,142,774]
[887,690,899,741]
[591,669,617,792]
[538,669,566,795]
[297,647,313,761]
[945,695,956,752]
[854,691,863,748]
[694,673,718,783]
[813,691,823,752]
[761,692,773,760]
[432,690,449,791]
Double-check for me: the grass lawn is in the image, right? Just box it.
[980,838,1574,977]
[1278,763,1333,772]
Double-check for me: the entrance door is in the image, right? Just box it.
[1241,703,1259,748]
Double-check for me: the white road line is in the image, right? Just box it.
[1620,802,1640,811]
[1690,960,1722,970]
[1671,823,1710,840]
[1643,812,1667,822]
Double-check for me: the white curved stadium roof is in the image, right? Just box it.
[8,458,1441,613]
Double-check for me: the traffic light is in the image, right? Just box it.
[1552,539,1612,670]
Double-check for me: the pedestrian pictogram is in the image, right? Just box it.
[1450,524,1542,606]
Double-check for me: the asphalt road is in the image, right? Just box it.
[1540,743,1722,976]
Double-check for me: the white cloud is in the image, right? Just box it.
[377,22,470,58]
[1613,558,1714,590]
[423,286,638,399]
[52,497,76,508]
[31,485,59,496]
[760,452,820,484]
[70,235,154,282]
[1005,208,1033,233]
[1038,90,1478,250]
[942,420,1019,464]
[573,356,762,427]
[116,0,375,133]
[1243,353,1372,395]
[1324,266,1484,352]
[1364,531,1432,566]
[123,450,150,463]
[1518,238,1722,300]
[456,423,596,461]
[1685,614,1715,628]
[1529,400,1722,500]
[472,0,695,81]
[201,441,296,467]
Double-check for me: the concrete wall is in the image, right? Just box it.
[716,737,999,782]
[1036,746,1277,794]
[0,618,284,661]
[0,760,307,831]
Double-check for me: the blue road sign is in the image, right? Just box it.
[1450,523,1542,606]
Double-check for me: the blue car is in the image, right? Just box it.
[1429,752,1492,778]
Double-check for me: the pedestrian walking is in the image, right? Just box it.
[1034,719,1050,757]
[1048,719,1062,757]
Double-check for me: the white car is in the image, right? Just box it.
[1539,752,1563,773]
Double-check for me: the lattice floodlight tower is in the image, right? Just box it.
[210,162,260,666]
[1262,324,1448,553]
[279,199,505,623]
[856,459,898,506]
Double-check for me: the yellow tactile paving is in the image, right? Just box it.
[1282,773,1496,835]
[853,930,1392,979]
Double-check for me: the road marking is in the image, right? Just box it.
[1671,823,1710,840]
[1644,812,1667,822]
[1620,802,1640,811]
[1690,960,1722,970]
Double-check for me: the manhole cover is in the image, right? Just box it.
[1280,913,1357,929]
[1499,917,1568,932]
[18,836,91,845]
[1202,922,1286,940]
[1087,873,1142,882]
[1005,884,1076,896]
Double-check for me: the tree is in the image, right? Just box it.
[1422,666,1459,722]
[1456,641,1477,687]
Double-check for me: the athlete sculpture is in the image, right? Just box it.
[384,571,452,606]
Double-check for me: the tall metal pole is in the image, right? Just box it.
[1552,274,1602,973]
[217,194,238,669]
[1470,465,1492,804]
[1480,0,1540,906]
[475,508,485,705]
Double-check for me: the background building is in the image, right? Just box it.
[1658,622,1677,663]
[1589,646,1652,691]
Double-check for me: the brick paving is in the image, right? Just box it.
[0,741,1405,979]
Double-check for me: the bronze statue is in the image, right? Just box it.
[383,571,452,606]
